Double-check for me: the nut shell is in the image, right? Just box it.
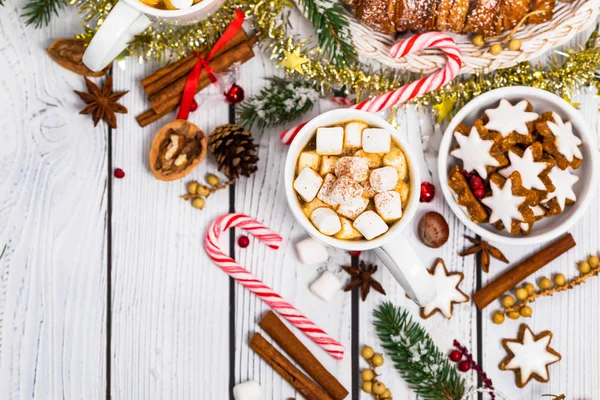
[149,119,207,181]
[417,211,449,248]
[47,39,109,77]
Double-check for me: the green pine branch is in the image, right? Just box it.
[0,245,6,260]
[298,0,356,67]
[236,77,319,130]
[373,302,466,400]
[21,0,66,28]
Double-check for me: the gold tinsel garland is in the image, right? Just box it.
[73,0,600,119]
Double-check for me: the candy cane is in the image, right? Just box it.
[280,32,462,144]
[205,213,345,360]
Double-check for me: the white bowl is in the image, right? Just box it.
[437,87,598,246]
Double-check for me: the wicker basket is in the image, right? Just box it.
[297,0,599,74]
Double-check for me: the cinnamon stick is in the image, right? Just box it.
[249,333,334,400]
[149,37,257,115]
[141,29,249,96]
[259,312,348,400]
[473,233,576,310]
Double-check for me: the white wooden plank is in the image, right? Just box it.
[234,56,354,398]
[0,4,107,399]
[110,58,231,399]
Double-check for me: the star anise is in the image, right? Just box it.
[74,74,128,129]
[342,261,386,301]
[459,236,509,273]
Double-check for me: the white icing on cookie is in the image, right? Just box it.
[504,327,560,385]
[499,146,547,190]
[481,178,526,230]
[542,166,579,211]
[547,112,582,162]
[421,260,468,318]
[532,205,545,218]
[485,99,539,136]
[451,127,500,179]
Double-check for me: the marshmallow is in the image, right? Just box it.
[297,151,320,174]
[362,128,391,153]
[369,167,398,193]
[353,210,389,240]
[316,127,344,155]
[295,237,329,264]
[310,271,342,302]
[382,147,408,181]
[337,196,369,220]
[354,150,382,168]
[320,156,339,176]
[394,179,410,206]
[310,207,342,236]
[317,173,339,207]
[334,217,364,240]
[335,157,369,182]
[233,380,262,400]
[344,121,367,149]
[294,167,323,202]
[301,198,328,218]
[374,191,403,222]
[329,175,363,206]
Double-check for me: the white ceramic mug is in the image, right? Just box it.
[284,109,436,306]
[82,0,226,72]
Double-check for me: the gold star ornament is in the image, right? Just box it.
[433,94,457,124]
[278,48,309,74]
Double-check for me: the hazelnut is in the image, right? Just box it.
[417,212,449,248]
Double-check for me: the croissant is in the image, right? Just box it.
[352,0,556,36]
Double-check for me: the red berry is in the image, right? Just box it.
[114,168,125,179]
[190,99,198,112]
[458,360,471,372]
[238,235,250,248]
[224,84,245,104]
[459,169,472,179]
[473,188,485,199]
[469,176,484,189]
[449,350,462,362]
[420,182,436,203]
[348,250,361,257]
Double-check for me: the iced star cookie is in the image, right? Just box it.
[420,258,469,320]
[541,166,579,216]
[481,173,537,234]
[448,166,488,223]
[481,99,539,150]
[450,123,508,179]
[536,112,583,170]
[499,324,561,388]
[499,143,555,192]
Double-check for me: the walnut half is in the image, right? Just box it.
[149,119,207,181]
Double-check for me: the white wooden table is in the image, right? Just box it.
[1,2,599,398]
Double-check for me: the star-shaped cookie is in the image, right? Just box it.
[499,324,561,388]
[542,166,579,215]
[537,112,583,170]
[499,143,554,191]
[484,99,539,137]
[450,124,507,179]
[482,173,536,234]
[420,258,469,320]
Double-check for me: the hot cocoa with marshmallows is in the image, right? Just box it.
[293,121,411,240]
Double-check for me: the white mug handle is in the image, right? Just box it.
[374,232,436,306]
[83,1,152,72]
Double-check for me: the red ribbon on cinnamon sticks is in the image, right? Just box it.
[177,9,245,120]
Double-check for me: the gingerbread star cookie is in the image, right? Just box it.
[541,166,579,216]
[536,112,583,170]
[420,258,469,320]
[451,123,508,179]
[482,99,539,150]
[448,166,488,223]
[499,143,555,192]
[481,172,537,234]
[499,324,561,388]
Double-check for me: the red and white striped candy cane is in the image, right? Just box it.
[205,213,345,360]
[280,32,461,144]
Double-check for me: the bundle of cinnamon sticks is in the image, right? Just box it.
[136,30,257,127]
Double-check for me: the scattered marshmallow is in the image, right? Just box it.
[369,166,398,193]
[297,151,320,174]
[344,121,367,149]
[295,237,329,264]
[329,175,363,206]
[335,157,369,182]
[316,127,344,155]
[374,191,403,222]
[301,198,328,217]
[337,196,369,220]
[353,210,389,240]
[334,217,363,240]
[317,173,339,207]
[233,380,262,400]
[320,156,339,176]
[382,147,408,181]
[362,182,377,199]
[310,271,342,302]
[310,207,342,236]
[362,128,391,153]
[294,167,323,202]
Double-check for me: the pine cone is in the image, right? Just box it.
[208,124,259,179]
